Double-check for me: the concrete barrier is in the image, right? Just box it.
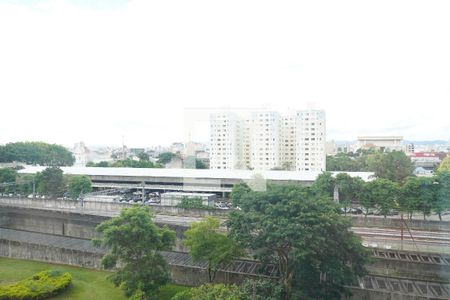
[0,207,190,252]
[3,198,450,231]
[0,197,229,218]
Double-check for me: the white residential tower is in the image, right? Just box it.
[209,109,326,171]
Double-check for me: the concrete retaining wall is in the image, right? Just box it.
[0,238,439,300]
[3,198,450,231]
[348,288,431,300]
[0,238,255,287]
[0,239,103,269]
[0,197,229,218]
[368,258,450,282]
[0,207,189,252]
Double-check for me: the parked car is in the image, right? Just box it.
[148,198,160,204]
[215,202,229,210]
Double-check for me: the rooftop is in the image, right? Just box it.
[357,136,403,141]
[18,166,374,182]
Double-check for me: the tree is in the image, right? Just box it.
[238,278,286,300]
[311,172,336,199]
[368,151,414,183]
[0,142,74,166]
[67,175,92,199]
[438,156,450,172]
[195,159,207,169]
[0,167,18,194]
[172,284,241,300]
[416,177,438,220]
[281,161,293,171]
[184,217,242,282]
[400,177,421,219]
[435,171,450,221]
[176,197,212,210]
[94,206,175,300]
[230,183,252,207]
[326,153,360,171]
[87,161,110,167]
[111,158,156,168]
[137,152,150,161]
[157,152,176,165]
[365,178,399,218]
[359,184,376,216]
[335,173,364,214]
[15,174,35,195]
[228,184,369,299]
[36,166,65,198]
[0,167,17,183]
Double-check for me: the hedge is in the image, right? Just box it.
[0,270,72,300]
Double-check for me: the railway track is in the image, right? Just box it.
[352,227,450,244]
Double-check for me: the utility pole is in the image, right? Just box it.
[400,214,404,250]
[32,176,36,199]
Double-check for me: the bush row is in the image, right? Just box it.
[0,270,72,300]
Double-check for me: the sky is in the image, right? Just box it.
[0,0,449,148]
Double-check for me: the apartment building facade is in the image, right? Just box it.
[210,109,326,171]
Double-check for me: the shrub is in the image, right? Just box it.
[176,197,214,210]
[0,270,72,300]
[171,284,240,300]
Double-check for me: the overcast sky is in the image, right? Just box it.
[0,0,449,148]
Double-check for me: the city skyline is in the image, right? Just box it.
[1,0,450,147]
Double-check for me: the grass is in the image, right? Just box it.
[0,257,190,299]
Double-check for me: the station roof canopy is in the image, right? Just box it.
[18,166,374,182]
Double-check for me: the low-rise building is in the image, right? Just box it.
[356,136,403,152]
[408,152,441,170]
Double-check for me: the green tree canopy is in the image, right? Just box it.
[0,167,18,193]
[415,177,438,220]
[137,152,150,161]
[311,172,336,199]
[87,159,160,168]
[400,177,422,219]
[171,284,241,300]
[184,217,242,282]
[326,153,361,171]
[368,151,414,183]
[228,184,369,299]
[195,159,207,169]
[230,183,252,207]
[36,166,66,198]
[335,173,364,213]
[157,152,176,165]
[0,168,17,183]
[94,206,175,300]
[365,178,399,218]
[0,142,74,166]
[435,171,450,220]
[238,278,286,300]
[438,156,450,172]
[67,175,92,199]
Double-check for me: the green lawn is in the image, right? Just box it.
[0,257,189,299]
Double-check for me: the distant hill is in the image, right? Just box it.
[404,140,448,145]
[331,140,448,146]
